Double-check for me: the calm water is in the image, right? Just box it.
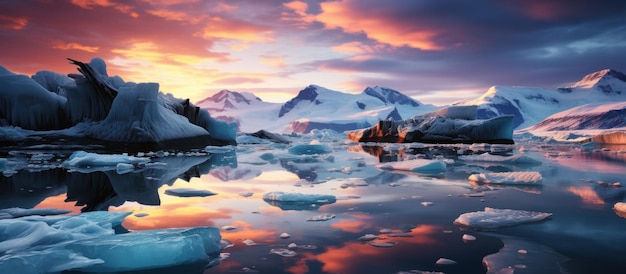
[1,138,626,274]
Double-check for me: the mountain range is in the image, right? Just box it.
[197,69,626,134]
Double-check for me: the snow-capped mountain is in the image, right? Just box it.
[528,101,626,131]
[196,85,437,133]
[457,69,626,129]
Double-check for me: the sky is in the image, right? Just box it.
[1,0,625,106]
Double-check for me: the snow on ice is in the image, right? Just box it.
[454,207,552,229]
[262,192,337,210]
[468,171,543,185]
[0,210,222,273]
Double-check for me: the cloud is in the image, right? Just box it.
[52,41,100,52]
[0,14,28,30]
[211,77,264,85]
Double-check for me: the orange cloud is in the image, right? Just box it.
[281,1,315,28]
[317,0,444,50]
[70,0,138,18]
[331,41,389,55]
[147,9,204,24]
[52,40,100,52]
[211,2,238,13]
[0,14,28,30]
[259,54,286,68]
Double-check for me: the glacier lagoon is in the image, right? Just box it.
[1,135,626,273]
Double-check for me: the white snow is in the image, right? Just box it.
[164,188,218,197]
[63,151,150,168]
[279,232,290,239]
[468,171,543,185]
[269,248,297,257]
[462,234,476,241]
[454,207,552,229]
[358,234,378,241]
[376,159,447,174]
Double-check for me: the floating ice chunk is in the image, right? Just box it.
[462,234,476,242]
[435,258,457,265]
[459,153,542,165]
[454,207,552,229]
[204,145,236,154]
[379,228,393,234]
[66,226,222,272]
[242,239,257,246]
[270,248,297,257]
[614,202,626,218]
[0,207,71,219]
[376,159,446,174]
[63,151,150,168]
[279,232,290,239]
[368,241,397,248]
[116,163,134,174]
[288,243,298,249]
[483,236,569,274]
[421,201,434,207]
[238,191,254,197]
[164,188,218,197]
[468,171,543,185]
[134,213,149,217]
[263,192,336,211]
[335,178,368,188]
[307,214,336,222]
[298,244,317,250]
[287,143,332,155]
[358,234,378,241]
[221,225,237,231]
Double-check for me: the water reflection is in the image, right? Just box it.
[0,151,237,212]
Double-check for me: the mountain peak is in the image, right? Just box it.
[569,69,626,90]
[196,89,262,112]
[278,85,320,117]
[362,86,421,107]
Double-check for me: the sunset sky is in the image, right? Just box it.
[1,0,625,105]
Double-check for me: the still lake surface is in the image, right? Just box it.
[1,136,626,274]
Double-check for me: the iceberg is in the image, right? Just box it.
[262,191,336,211]
[376,159,447,174]
[0,58,236,150]
[468,171,543,185]
[454,207,552,229]
[347,106,514,144]
[0,210,222,273]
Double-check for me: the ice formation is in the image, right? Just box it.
[347,106,514,144]
[0,210,222,273]
[262,192,336,210]
[468,171,543,185]
[454,207,552,229]
[306,213,336,222]
[435,258,457,265]
[0,58,236,150]
[376,159,447,174]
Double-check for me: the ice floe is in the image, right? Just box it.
[468,171,543,185]
[454,207,552,229]
[368,241,398,248]
[459,153,542,165]
[164,188,218,197]
[63,151,150,169]
[435,258,457,265]
[376,159,447,174]
[269,248,297,257]
[262,192,336,211]
[614,202,626,218]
